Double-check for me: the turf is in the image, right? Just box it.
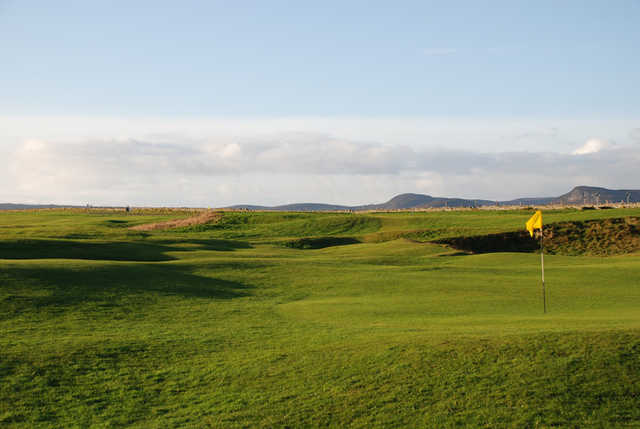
[1,208,640,427]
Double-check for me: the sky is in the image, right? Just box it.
[1,1,639,206]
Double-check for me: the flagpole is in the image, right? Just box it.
[540,227,546,314]
[526,210,546,314]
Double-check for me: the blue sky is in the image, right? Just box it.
[1,1,639,205]
[2,0,639,116]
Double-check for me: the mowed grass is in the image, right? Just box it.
[1,209,640,427]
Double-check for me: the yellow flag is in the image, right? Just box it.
[526,210,543,237]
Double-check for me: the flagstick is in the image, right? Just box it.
[540,228,546,314]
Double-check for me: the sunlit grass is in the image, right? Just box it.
[1,208,639,427]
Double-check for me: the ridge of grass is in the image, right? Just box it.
[436,216,640,256]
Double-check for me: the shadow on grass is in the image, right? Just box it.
[102,219,129,226]
[438,251,470,257]
[162,238,253,252]
[0,238,252,261]
[281,236,361,249]
[435,231,538,254]
[1,263,252,318]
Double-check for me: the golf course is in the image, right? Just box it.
[1,207,639,428]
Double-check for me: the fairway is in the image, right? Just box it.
[1,208,640,427]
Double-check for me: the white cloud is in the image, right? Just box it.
[2,116,640,206]
[3,132,640,206]
[219,143,241,159]
[2,116,639,153]
[572,138,611,155]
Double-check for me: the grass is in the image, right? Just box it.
[1,208,640,427]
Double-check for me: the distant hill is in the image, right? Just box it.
[228,204,272,211]
[499,197,556,206]
[230,193,541,211]
[0,203,73,210]
[275,203,351,211]
[5,186,639,212]
[553,186,640,205]
[228,186,640,212]
[229,194,492,211]
[354,193,495,211]
[229,203,351,211]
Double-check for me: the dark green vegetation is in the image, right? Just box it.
[438,216,640,256]
[1,208,640,427]
[544,217,640,256]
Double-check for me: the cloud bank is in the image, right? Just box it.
[4,133,640,207]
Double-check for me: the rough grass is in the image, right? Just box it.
[1,208,640,427]
[544,216,640,255]
[129,211,221,231]
[437,216,640,256]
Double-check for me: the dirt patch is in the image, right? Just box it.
[436,217,640,256]
[129,211,222,231]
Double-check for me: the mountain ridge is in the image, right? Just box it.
[229,186,640,211]
[3,186,639,211]
[0,203,76,210]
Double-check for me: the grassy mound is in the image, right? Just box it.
[187,212,382,239]
[437,216,640,256]
[545,216,640,255]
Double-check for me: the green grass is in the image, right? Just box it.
[1,208,640,427]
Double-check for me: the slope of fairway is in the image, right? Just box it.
[1,209,639,428]
[279,246,640,334]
